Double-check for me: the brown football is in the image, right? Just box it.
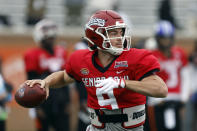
[15,83,46,108]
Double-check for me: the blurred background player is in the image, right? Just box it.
[23,19,78,131]
[147,20,189,131]
[0,57,13,131]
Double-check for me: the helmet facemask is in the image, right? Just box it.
[85,24,131,56]
[98,25,131,55]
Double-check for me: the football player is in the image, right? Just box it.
[24,10,168,131]
[23,19,78,131]
[147,21,188,131]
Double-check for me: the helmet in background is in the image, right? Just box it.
[84,10,131,55]
[155,20,175,38]
[33,19,57,44]
[155,20,175,50]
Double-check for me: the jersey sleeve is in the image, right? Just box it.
[65,52,81,81]
[56,45,69,70]
[24,50,38,72]
[134,50,160,80]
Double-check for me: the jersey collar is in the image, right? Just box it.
[92,51,119,73]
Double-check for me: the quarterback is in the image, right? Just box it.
[24,10,168,131]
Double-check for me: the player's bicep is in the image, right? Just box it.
[141,74,165,86]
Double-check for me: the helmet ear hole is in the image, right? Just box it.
[103,42,111,48]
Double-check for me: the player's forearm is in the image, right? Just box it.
[125,75,168,98]
[44,70,73,88]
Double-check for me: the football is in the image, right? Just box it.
[15,83,47,108]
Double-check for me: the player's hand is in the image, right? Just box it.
[95,77,125,93]
[25,79,49,99]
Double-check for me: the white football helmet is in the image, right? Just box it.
[33,19,57,43]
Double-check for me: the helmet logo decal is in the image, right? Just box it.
[88,18,105,27]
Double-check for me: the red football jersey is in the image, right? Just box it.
[66,48,160,110]
[24,45,68,74]
[152,47,188,94]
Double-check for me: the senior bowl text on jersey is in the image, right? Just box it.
[82,76,129,87]
[66,49,160,110]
